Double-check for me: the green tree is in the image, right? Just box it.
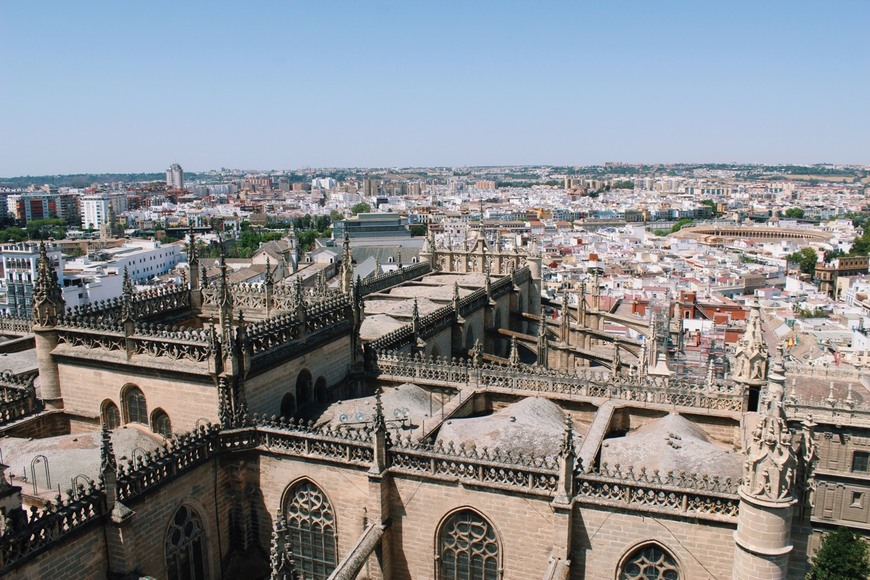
[670,218,694,233]
[807,527,870,580]
[330,209,344,222]
[409,224,428,237]
[788,247,819,275]
[784,207,805,219]
[351,202,371,215]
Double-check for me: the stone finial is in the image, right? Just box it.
[411,298,420,337]
[187,225,198,265]
[706,357,715,388]
[732,299,769,385]
[528,236,540,258]
[611,344,621,380]
[122,266,133,298]
[740,356,800,503]
[270,512,295,580]
[32,241,64,326]
[538,320,549,369]
[100,423,117,475]
[470,338,484,367]
[264,256,274,286]
[372,388,386,431]
[559,415,575,459]
[508,336,520,366]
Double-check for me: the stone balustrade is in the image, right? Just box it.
[116,425,218,503]
[0,315,32,336]
[359,262,432,297]
[0,480,105,571]
[0,373,38,426]
[370,350,745,412]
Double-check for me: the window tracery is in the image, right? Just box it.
[284,480,337,579]
[438,509,500,580]
[166,505,208,580]
[620,544,679,580]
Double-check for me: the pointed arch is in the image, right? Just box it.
[314,376,327,404]
[165,504,209,580]
[617,541,680,580]
[151,408,172,437]
[101,399,121,430]
[436,507,501,580]
[296,369,313,407]
[282,478,338,579]
[121,384,147,425]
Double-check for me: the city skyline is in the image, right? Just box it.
[1,1,868,175]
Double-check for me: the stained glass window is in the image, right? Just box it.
[166,505,208,580]
[620,544,679,580]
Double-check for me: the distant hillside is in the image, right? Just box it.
[0,173,203,188]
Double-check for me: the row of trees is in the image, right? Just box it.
[0,219,68,242]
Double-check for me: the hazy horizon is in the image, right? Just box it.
[2,1,868,175]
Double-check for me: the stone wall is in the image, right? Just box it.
[258,453,371,569]
[114,455,227,579]
[56,360,216,431]
[245,335,352,417]
[573,504,736,579]
[8,522,107,579]
[388,475,556,579]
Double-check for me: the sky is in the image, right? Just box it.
[1,1,868,175]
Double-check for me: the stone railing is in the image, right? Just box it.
[389,435,559,496]
[575,464,739,523]
[246,313,300,355]
[370,350,745,412]
[783,361,867,381]
[368,326,415,353]
[0,373,39,427]
[786,397,870,427]
[359,262,432,297]
[306,294,350,333]
[252,415,374,467]
[0,315,32,336]
[129,284,190,319]
[56,319,212,364]
[0,480,106,571]
[131,323,212,363]
[116,425,218,503]
[64,284,190,323]
[418,305,456,338]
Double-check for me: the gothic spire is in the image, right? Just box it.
[32,241,63,326]
[187,225,198,265]
[509,336,520,366]
[100,423,117,475]
[269,512,296,580]
[264,256,273,286]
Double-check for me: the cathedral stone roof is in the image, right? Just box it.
[600,413,742,480]
[315,383,442,432]
[436,397,582,457]
[2,426,164,499]
[360,313,407,341]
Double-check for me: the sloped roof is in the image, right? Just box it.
[600,413,741,480]
[436,397,581,457]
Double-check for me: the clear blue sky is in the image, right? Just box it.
[1,1,868,175]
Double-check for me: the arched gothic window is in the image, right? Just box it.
[619,544,679,580]
[102,400,121,429]
[438,509,500,580]
[151,409,172,437]
[284,480,337,579]
[123,385,147,424]
[165,504,209,580]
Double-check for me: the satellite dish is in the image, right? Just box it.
[355,411,365,422]
[339,413,348,423]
